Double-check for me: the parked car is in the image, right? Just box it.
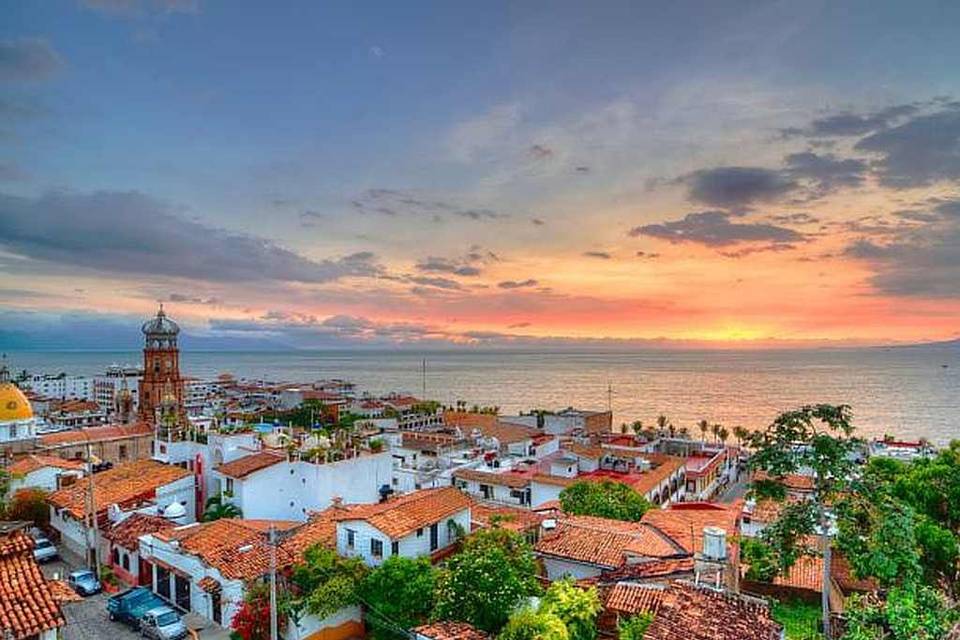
[67,569,102,596]
[32,537,58,563]
[107,587,168,628]
[139,606,188,640]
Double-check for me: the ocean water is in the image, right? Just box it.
[6,345,959,445]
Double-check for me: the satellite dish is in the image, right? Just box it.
[162,502,187,523]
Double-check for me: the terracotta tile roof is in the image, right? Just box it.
[642,581,781,640]
[470,502,544,533]
[641,503,740,555]
[414,622,489,640]
[594,557,696,585]
[279,511,340,556]
[197,576,221,594]
[603,583,665,616]
[215,451,285,479]
[336,487,472,539]
[454,468,532,489]
[156,518,299,581]
[6,454,86,475]
[564,443,605,459]
[39,422,152,447]
[536,516,682,569]
[831,553,878,593]
[472,421,540,445]
[0,530,65,640]
[104,513,176,549]
[753,470,816,492]
[744,498,795,524]
[773,554,822,592]
[51,399,101,413]
[48,459,192,519]
[47,579,83,604]
[443,411,498,430]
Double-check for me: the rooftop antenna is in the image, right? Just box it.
[421,358,426,399]
[607,378,613,413]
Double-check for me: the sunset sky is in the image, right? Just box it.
[2,1,960,349]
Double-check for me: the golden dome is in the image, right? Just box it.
[0,383,33,421]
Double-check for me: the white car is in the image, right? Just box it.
[139,606,188,640]
[33,537,58,563]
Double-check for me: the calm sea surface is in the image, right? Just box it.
[6,346,959,445]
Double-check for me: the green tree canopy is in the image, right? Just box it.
[616,614,653,640]
[539,579,601,640]
[497,608,569,640]
[433,528,540,633]
[202,495,243,521]
[288,544,368,619]
[357,556,436,640]
[559,480,651,522]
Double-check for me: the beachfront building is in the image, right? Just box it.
[332,487,472,566]
[501,407,614,436]
[46,459,195,561]
[212,447,394,521]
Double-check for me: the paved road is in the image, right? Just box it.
[40,547,230,640]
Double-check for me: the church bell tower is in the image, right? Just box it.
[139,304,186,438]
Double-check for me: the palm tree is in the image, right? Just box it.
[711,423,722,444]
[631,420,644,437]
[698,419,709,443]
[733,425,749,449]
[718,427,729,446]
[656,415,669,437]
[202,495,243,521]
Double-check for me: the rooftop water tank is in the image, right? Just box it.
[702,526,727,561]
[162,501,187,525]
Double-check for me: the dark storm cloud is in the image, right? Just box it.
[783,152,868,195]
[583,251,612,259]
[414,256,481,277]
[854,105,960,188]
[769,213,820,225]
[843,199,960,298]
[678,166,796,209]
[0,38,63,82]
[497,279,538,289]
[0,190,383,283]
[407,275,465,290]
[630,211,805,247]
[781,104,919,138]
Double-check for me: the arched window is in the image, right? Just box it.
[122,553,130,571]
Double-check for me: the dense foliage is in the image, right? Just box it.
[288,544,368,619]
[357,556,437,639]
[231,583,285,640]
[616,613,654,640]
[433,528,541,633]
[538,579,601,640]
[498,608,569,640]
[6,488,50,528]
[202,495,243,521]
[559,480,651,522]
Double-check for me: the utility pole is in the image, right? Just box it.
[86,442,100,579]
[269,524,278,640]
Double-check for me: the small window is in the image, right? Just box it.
[416,528,423,537]
[347,529,355,548]
[429,523,439,551]
[391,540,399,556]
[122,553,130,570]
[371,538,383,558]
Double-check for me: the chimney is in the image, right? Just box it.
[331,496,344,509]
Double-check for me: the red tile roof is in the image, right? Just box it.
[641,502,741,555]
[603,583,665,616]
[535,516,682,569]
[470,502,544,533]
[336,487,472,539]
[0,530,65,640]
[48,459,192,519]
[642,581,781,640]
[39,422,152,447]
[47,579,83,604]
[156,518,299,581]
[104,513,176,549]
[753,470,816,492]
[454,467,532,489]
[215,451,285,479]
[414,622,489,640]
[594,557,696,585]
[6,454,86,475]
